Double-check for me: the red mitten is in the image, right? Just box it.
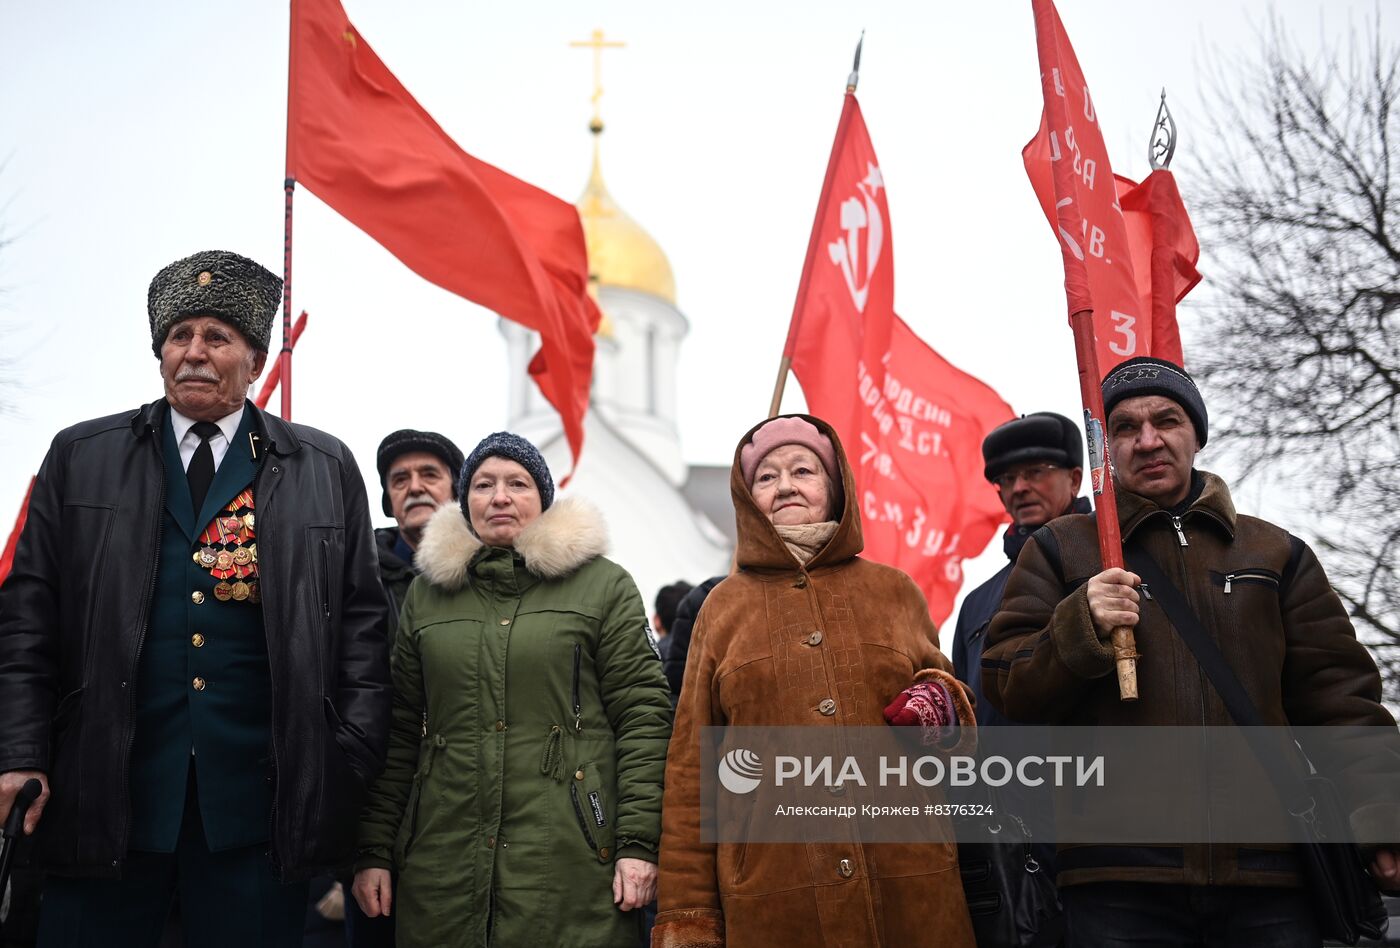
[883,680,958,747]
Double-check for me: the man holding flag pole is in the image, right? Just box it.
[982,2,1400,944]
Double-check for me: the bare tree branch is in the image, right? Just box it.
[1187,11,1400,698]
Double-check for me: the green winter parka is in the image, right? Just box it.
[356,498,672,948]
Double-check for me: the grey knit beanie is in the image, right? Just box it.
[148,250,282,354]
[1102,356,1209,447]
[459,432,555,513]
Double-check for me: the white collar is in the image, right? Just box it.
[170,403,244,446]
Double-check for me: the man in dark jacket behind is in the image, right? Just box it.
[372,429,464,639]
[952,411,1089,727]
[0,250,390,947]
[662,575,724,705]
[982,356,1400,946]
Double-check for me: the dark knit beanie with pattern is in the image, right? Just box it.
[376,429,466,517]
[148,250,282,355]
[459,432,555,513]
[982,412,1083,483]
[1101,356,1209,448]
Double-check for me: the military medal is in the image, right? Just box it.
[192,489,259,602]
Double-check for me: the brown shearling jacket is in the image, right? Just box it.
[982,470,1400,888]
[653,415,976,948]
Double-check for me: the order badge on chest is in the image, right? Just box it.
[191,487,260,603]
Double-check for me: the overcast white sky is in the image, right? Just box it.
[0,0,1382,603]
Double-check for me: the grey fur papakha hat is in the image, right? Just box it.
[459,432,555,514]
[148,250,282,355]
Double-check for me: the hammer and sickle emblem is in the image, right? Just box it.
[826,163,885,313]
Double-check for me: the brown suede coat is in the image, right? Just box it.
[982,471,1400,888]
[653,415,976,948]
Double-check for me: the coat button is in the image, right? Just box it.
[191,591,205,604]
[192,677,206,691]
[818,698,836,716]
[495,720,507,732]
[807,631,823,646]
[599,847,610,860]
[487,836,496,848]
[575,769,585,781]
[838,858,854,878]
[793,575,809,589]
[191,634,205,648]
[499,618,511,626]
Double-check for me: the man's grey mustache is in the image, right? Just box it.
[175,367,219,382]
[403,497,440,511]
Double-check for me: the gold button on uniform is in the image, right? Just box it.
[191,634,205,648]
[191,591,205,604]
[499,618,511,626]
[807,631,823,646]
[495,720,507,732]
[818,698,837,716]
[193,677,206,691]
[599,847,611,860]
[838,858,854,878]
[575,769,585,781]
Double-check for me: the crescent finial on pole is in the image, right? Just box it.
[847,31,864,93]
[1149,88,1177,170]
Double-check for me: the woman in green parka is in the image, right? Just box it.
[352,432,672,948]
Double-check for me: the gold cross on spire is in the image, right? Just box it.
[569,28,624,133]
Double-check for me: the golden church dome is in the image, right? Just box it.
[576,134,677,305]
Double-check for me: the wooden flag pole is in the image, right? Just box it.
[1070,309,1138,700]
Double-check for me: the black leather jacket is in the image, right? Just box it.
[0,399,390,880]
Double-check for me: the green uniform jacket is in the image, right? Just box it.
[357,498,672,948]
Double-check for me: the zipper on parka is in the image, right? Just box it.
[572,643,583,733]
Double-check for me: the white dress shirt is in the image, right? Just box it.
[170,405,245,473]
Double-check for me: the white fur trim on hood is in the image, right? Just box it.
[415,497,610,592]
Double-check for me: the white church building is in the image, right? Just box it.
[500,122,734,608]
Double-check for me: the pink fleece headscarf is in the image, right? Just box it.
[740,417,840,487]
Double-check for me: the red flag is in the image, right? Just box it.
[785,94,1014,623]
[785,94,894,443]
[854,317,1015,623]
[287,0,600,480]
[1023,0,1146,371]
[0,477,34,589]
[1116,171,1201,366]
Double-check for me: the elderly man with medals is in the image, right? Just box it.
[0,250,391,947]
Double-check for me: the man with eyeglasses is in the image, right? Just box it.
[952,411,1089,727]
